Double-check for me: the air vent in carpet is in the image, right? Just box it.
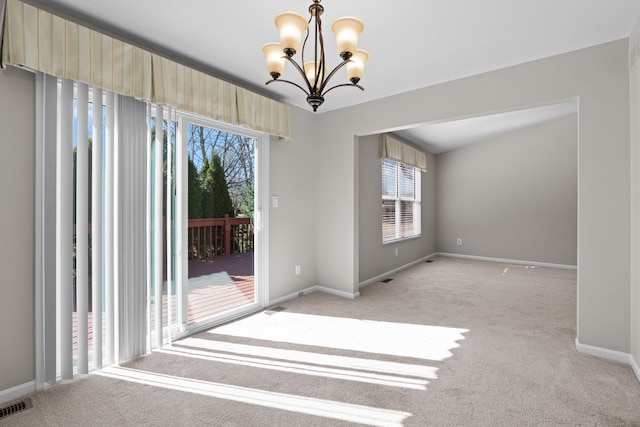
[381,278,393,283]
[0,398,33,419]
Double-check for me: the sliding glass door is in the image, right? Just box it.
[148,108,268,347]
[175,114,267,335]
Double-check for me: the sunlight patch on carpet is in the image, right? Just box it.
[96,366,412,427]
[208,312,469,361]
[157,344,431,390]
[177,337,437,379]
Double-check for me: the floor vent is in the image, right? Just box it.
[0,398,33,419]
[264,306,287,315]
[381,278,393,283]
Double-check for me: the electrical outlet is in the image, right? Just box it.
[457,238,462,245]
[295,264,301,275]
[394,247,398,256]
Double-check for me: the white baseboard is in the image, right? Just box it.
[268,288,313,307]
[315,285,359,299]
[0,381,35,405]
[631,354,640,384]
[576,340,640,383]
[359,252,439,288]
[269,285,359,307]
[575,339,637,367]
[438,252,577,270]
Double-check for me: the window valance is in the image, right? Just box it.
[152,55,290,137]
[0,0,291,139]
[1,0,153,99]
[380,134,427,172]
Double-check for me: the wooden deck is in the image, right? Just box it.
[186,251,255,322]
[73,251,254,362]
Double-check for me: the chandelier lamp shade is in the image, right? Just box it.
[262,0,369,112]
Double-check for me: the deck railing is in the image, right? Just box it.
[73,214,253,270]
[188,214,253,259]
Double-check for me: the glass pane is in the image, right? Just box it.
[186,123,256,324]
[399,164,415,199]
[400,200,414,237]
[382,200,396,242]
[382,158,397,197]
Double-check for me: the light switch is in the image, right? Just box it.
[272,195,279,208]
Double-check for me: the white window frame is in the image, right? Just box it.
[382,158,421,244]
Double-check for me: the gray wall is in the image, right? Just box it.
[435,114,577,266]
[315,39,630,353]
[0,66,35,392]
[358,134,436,284]
[268,106,318,301]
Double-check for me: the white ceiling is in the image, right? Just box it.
[36,0,640,151]
[393,101,578,154]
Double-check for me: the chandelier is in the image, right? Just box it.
[262,0,369,112]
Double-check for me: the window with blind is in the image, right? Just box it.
[382,158,421,243]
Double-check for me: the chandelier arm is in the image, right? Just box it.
[314,8,324,94]
[318,58,351,94]
[265,78,310,96]
[283,55,315,94]
[301,18,311,72]
[321,82,364,96]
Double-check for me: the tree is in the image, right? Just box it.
[187,124,254,217]
[238,181,254,218]
[209,152,234,217]
[187,158,202,218]
[199,156,214,218]
[199,152,234,218]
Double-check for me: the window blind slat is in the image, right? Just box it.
[153,107,164,349]
[58,78,74,380]
[76,82,90,375]
[91,86,103,371]
[104,90,115,366]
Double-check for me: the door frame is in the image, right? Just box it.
[174,112,269,338]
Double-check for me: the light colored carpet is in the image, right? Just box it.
[3,256,640,426]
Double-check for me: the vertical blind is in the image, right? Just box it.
[115,95,148,362]
[56,78,74,379]
[37,75,147,385]
[91,80,103,371]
